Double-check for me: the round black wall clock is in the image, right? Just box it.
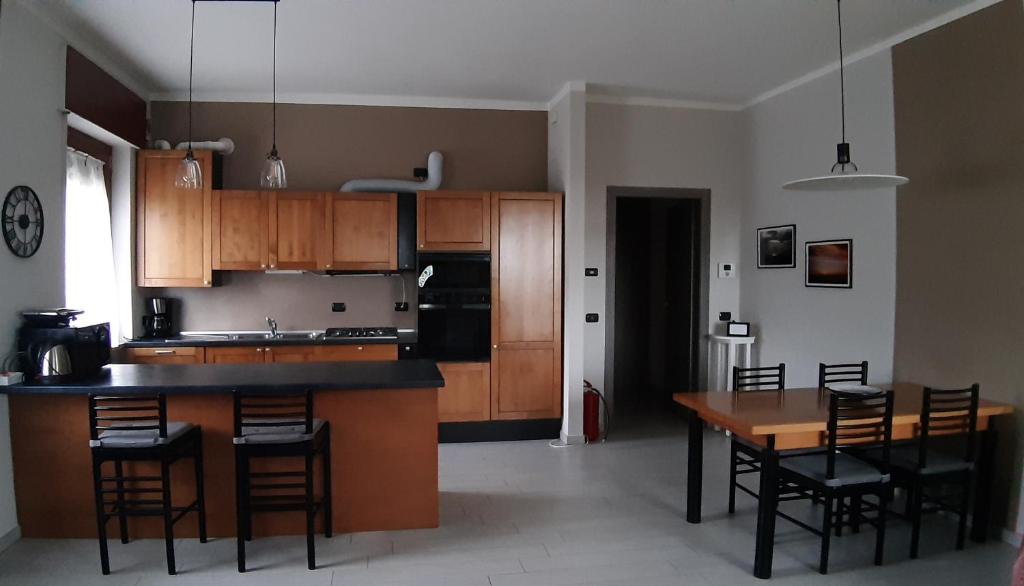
[3,186,44,258]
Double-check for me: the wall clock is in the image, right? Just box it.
[3,186,44,258]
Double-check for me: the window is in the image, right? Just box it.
[65,149,118,342]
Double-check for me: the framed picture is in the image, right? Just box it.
[757,224,796,268]
[805,239,852,288]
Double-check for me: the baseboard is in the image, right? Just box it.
[439,419,561,443]
[1002,528,1023,548]
[0,525,20,554]
[560,431,585,445]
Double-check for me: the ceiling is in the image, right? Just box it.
[33,0,983,108]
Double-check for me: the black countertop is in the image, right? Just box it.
[2,360,444,396]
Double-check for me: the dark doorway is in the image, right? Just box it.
[613,196,701,414]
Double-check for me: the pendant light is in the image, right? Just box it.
[174,0,202,190]
[259,0,287,189]
[782,0,908,192]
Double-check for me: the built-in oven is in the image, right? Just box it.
[417,253,491,361]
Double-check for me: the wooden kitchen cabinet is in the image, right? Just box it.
[121,347,205,365]
[212,190,269,271]
[323,193,397,271]
[417,191,491,252]
[315,345,398,361]
[136,150,213,287]
[205,346,267,364]
[490,192,563,420]
[437,362,491,422]
[270,191,323,270]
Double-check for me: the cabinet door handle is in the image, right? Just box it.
[492,344,498,349]
[357,346,364,351]
[154,349,176,355]
[257,348,264,353]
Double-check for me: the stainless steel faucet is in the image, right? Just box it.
[266,316,279,338]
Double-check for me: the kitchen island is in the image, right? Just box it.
[3,360,444,539]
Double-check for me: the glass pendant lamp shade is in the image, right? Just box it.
[260,148,287,189]
[174,149,203,189]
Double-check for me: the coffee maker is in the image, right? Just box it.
[142,297,174,338]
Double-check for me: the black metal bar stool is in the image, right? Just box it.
[88,393,208,575]
[233,390,332,572]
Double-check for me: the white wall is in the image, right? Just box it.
[548,83,587,443]
[0,0,69,543]
[585,102,746,400]
[740,51,897,387]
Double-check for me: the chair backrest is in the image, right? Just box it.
[233,390,314,438]
[826,389,894,480]
[88,394,167,442]
[919,384,980,467]
[818,361,868,389]
[732,364,786,392]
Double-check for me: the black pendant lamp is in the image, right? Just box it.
[259,0,287,189]
[783,0,908,191]
[174,0,202,189]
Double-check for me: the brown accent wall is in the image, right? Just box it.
[65,47,147,147]
[149,101,548,192]
[893,0,1024,533]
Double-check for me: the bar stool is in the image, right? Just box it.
[233,390,332,572]
[88,394,207,575]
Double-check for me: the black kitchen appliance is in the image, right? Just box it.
[417,253,491,361]
[17,317,111,380]
[324,327,398,341]
[142,296,174,338]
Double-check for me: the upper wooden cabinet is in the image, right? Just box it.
[212,190,268,271]
[137,150,213,287]
[417,191,491,252]
[491,192,563,421]
[323,192,397,271]
[270,191,323,270]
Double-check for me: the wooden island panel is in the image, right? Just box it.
[9,387,438,538]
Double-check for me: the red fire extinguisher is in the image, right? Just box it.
[583,380,610,443]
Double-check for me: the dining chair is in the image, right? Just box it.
[862,384,979,558]
[728,364,785,514]
[775,389,894,574]
[819,361,869,389]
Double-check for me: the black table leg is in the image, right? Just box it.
[753,435,778,580]
[686,408,704,524]
[970,427,997,543]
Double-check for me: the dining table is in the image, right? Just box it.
[674,382,1014,579]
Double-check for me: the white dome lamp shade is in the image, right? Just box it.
[783,0,908,192]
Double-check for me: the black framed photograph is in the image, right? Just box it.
[805,239,852,288]
[757,224,796,268]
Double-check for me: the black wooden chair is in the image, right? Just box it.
[233,390,332,572]
[819,361,869,389]
[728,364,785,514]
[775,389,894,574]
[88,394,207,575]
[862,384,979,558]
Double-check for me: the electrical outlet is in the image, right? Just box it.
[331,302,346,312]
[394,302,409,312]
[585,268,599,277]
[586,313,600,323]
[719,311,732,322]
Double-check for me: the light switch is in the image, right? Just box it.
[718,263,736,279]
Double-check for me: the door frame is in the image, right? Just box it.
[604,186,711,412]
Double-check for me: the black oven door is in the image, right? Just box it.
[417,253,490,291]
[417,303,490,362]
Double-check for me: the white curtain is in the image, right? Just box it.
[65,150,118,343]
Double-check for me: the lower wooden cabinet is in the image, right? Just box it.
[124,344,397,365]
[437,362,491,423]
[120,347,205,365]
[491,347,560,420]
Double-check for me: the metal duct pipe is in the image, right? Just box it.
[340,151,443,193]
[170,137,236,155]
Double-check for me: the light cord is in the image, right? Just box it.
[272,0,278,154]
[188,0,196,153]
[837,0,846,144]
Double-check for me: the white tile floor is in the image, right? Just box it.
[0,412,1013,585]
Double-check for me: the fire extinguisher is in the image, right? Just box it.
[583,380,610,443]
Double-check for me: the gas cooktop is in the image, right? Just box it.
[323,327,399,341]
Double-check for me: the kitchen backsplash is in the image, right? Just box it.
[149,272,418,332]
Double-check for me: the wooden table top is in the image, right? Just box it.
[674,383,1013,437]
